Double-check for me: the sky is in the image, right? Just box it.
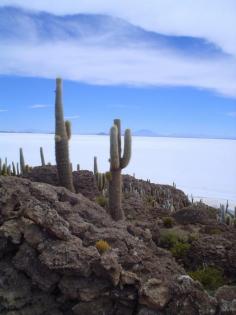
[0,1,236,137]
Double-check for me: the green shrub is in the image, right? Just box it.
[159,231,186,249]
[160,231,191,259]
[163,217,174,228]
[206,227,222,235]
[96,195,108,208]
[159,231,179,249]
[188,266,224,291]
[170,242,190,259]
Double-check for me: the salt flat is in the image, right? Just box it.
[1,133,236,209]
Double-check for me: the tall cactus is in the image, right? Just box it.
[55,78,75,192]
[94,156,98,175]
[40,147,46,166]
[109,119,131,220]
[19,148,25,174]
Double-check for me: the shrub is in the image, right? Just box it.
[170,242,190,259]
[96,195,108,208]
[163,217,174,228]
[188,233,199,243]
[96,240,111,254]
[160,231,191,259]
[188,266,224,291]
[159,231,186,249]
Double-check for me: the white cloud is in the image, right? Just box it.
[0,41,236,97]
[1,0,236,56]
[30,104,51,109]
[0,2,235,98]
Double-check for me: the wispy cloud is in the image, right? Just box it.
[1,0,235,56]
[0,109,8,112]
[1,41,235,97]
[227,112,236,117]
[65,115,80,120]
[0,5,235,98]
[30,104,52,109]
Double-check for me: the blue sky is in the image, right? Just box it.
[0,1,236,138]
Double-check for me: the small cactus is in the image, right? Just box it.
[96,240,111,254]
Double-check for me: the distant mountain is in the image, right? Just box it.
[0,6,224,57]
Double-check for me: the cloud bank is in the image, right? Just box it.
[0,4,235,98]
[1,0,235,56]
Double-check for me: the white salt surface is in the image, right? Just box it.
[1,133,236,209]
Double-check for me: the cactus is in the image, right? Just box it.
[94,156,98,175]
[2,163,7,176]
[19,148,25,174]
[108,119,131,220]
[7,165,11,176]
[40,147,46,166]
[12,162,16,176]
[16,162,20,176]
[55,78,75,192]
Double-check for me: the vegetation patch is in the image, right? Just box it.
[96,195,108,208]
[159,231,191,259]
[188,266,224,291]
[163,217,174,228]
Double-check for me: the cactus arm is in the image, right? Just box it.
[110,125,120,170]
[120,129,132,169]
[65,120,72,140]
[114,119,121,158]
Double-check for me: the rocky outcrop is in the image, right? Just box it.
[0,176,222,315]
[173,203,218,225]
[23,166,99,200]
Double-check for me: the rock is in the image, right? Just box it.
[166,275,217,315]
[215,285,236,315]
[72,298,113,315]
[13,242,60,292]
[187,234,236,276]
[0,176,235,314]
[59,276,110,301]
[24,166,99,200]
[39,237,100,276]
[173,203,218,225]
[139,278,170,310]
[94,250,122,286]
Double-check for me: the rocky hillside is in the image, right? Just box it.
[0,175,236,315]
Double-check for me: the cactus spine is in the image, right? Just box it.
[109,119,131,220]
[40,147,46,166]
[55,78,75,192]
